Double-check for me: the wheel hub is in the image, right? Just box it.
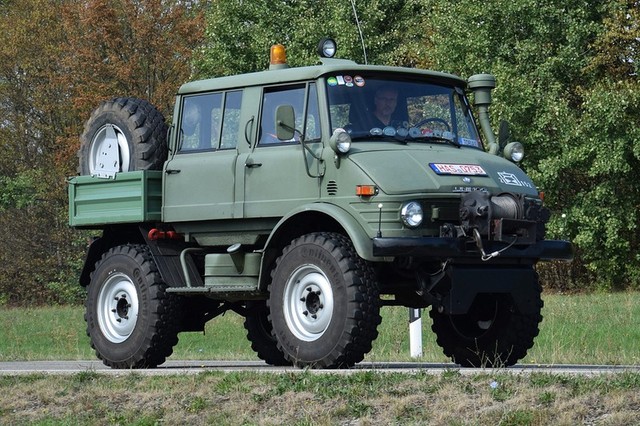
[96,273,140,343]
[283,265,334,342]
[115,295,131,319]
[302,288,323,316]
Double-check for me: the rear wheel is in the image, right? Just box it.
[85,244,179,368]
[268,232,381,368]
[244,301,291,366]
[78,97,167,175]
[430,278,543,367]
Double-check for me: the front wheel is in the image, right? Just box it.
[430,277,543,367]
[268,232,381,368]
[85,244,179,368]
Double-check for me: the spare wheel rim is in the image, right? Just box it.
[89,124,130,174]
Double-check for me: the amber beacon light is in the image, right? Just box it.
[269,44,288,69]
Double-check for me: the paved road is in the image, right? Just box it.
[1,360,639,376]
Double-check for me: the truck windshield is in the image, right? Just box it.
[326,74,482,148]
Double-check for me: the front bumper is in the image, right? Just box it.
[372,237,573,261]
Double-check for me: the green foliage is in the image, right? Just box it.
[0,0,636,298]
[0,171,39,211]
[196,0,424,77]
[420,0,640,289]
[195,0,640,290]
[0,0,206,305]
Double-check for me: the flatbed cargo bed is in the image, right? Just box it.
[68,171,162,228]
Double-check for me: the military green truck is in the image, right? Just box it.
[69,39,573,369]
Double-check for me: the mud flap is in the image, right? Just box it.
[440,266,538,315]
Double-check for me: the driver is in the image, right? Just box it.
[370,86,399,128]
[350,86,403,133]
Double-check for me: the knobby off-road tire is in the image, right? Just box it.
[430,271,543,367]
[85,244,180,368]
[78,97,168,175]
[244,301,291,366]
[268,232,382,369]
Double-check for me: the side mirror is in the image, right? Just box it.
[275,105,296,141]
[498,120,510,150]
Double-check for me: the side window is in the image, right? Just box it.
[220,90,242,149]
[259,85,305,145]
[179,93,223,152]
[305,83,321,141]
[452,93,475,140]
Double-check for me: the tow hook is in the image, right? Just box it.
[472,228,517,261]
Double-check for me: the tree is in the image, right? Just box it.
[198,0,640,290]
[0,0,206,305]
[0,0,83,305]
[421,0,640,289]
[195,0,424,77]
[62,0,205,120]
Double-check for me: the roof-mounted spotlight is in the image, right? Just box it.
[317,37,337,58]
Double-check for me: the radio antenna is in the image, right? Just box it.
[349,0,368,64]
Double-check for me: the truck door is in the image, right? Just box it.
[163,91,243,221]
[243,83,323,218]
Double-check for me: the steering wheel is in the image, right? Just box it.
[413,117,451,132]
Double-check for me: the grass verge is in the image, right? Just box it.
[2,292,640,365]
[1,370,640,425]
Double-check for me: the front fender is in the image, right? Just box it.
[265,202,383,262]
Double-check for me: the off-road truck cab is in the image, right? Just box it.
[70,39,573,369]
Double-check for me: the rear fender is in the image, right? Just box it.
[79,237,105,287]
[78,224,146,287]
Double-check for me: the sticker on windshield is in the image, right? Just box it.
[344,75,353,87]
[430,163,487,176]
[421,129,455,141]
[328,75,365,88]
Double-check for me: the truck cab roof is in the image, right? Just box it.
[178,58,468,95]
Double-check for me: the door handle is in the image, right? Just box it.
[244,161,262,168]
[244,116,255,146]
[165,169,181,174]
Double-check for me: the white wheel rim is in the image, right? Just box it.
[88,124,130,174]
[283,264,334,342]
[96,273,140,343]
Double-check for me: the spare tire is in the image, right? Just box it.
[78,97,168,175]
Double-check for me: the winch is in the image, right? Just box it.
[459,190,538,245]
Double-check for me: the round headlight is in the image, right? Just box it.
[504,141,524,162]
[317,37,337,58]
[329,128,351,153]
[401,201,423,228]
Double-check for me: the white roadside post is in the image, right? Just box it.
[409,308,422,358]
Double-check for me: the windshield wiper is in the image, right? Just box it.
[410,135,460,148]
[349,132,408,144]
